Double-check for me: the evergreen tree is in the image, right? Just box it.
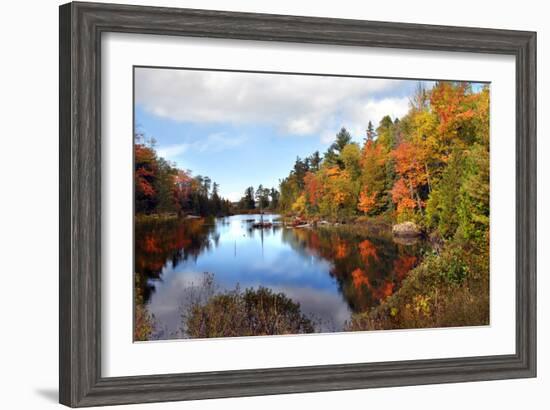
[292,157,309,189]
[211,182,222,215]
[255,184,270,209]
[241,186,256,210]
[309,151,322,171]
[269,188,280,209]
[366,121,376,142]
[325,127,352,169]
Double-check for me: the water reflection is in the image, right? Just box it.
[134,214,427,340]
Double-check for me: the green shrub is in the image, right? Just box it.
[182,279,315,338]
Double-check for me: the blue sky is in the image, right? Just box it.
[134,68,484,202]
[135,105,336,201]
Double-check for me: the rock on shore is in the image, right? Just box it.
[392,221,422,237]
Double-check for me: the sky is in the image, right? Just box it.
[134,67,440,202]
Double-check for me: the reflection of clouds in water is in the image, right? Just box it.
[172,231,336,291]
[147,227,347,334]
[248,252,333,283]
[170,271,208,288]
[148,270,351,335]
[149,272,351,335]
[268,285,352,333]
[147,271,216,334]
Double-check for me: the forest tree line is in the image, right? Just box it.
[135,134,281,217]
[237,185,280,211]
[135,81,490,245]
[134,134,233,217]
[278,81,490,241]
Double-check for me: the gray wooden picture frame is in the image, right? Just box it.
[59,1,537,407]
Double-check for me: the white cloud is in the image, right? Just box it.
[156,132,246,163]
[135,68,415,142]
[285,117,317,135]
[197,132,246,152]
[156,143,190,159]
[347,97,410,137]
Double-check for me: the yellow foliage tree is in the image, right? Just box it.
[291,193,307,216]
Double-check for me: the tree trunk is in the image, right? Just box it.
[407,178,423,214]
[424,162,432,193]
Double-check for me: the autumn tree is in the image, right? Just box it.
[391,177,417,219]
[391,141,428,216]
[425,83,490,238]
[278,175,300,212]
[358,140,387,215]
[135,143,158,213]
[304,171,322,212]
[341,143,362,180]
[357,191,377,214]
[318,166,356,219]
[429,82,481,155]
[291,193,307,216]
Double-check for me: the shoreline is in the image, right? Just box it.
[134,211,411,237]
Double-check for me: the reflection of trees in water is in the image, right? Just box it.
[134,218,216,303]
[281,227,426,313]
[244,221,280,243]
[133,218,429,340]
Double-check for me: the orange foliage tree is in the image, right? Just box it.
[358,190,377,214]
[391,178,417,216]
[304,171,322,208]
[390,141,428,216]
[135,144,158,212]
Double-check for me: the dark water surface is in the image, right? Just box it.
[135,214,426,339]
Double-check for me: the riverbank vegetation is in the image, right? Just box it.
[345,234,489,330]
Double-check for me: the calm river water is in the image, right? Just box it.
[135,214,426,340]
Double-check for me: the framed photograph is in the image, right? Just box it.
[59,1,536,407]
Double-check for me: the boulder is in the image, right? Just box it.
[392,221,422,237]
